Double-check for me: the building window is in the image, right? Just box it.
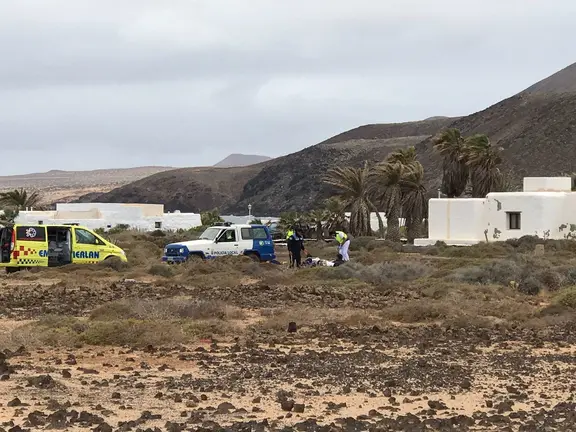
[155,221,162,229]
[507,212,521,230]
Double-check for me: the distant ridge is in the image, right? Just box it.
[214,154,272,168]
[89,117,455,213]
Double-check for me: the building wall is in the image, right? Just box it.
[484,192,575,241]
[15,202,202,231]
[56,203,165,216]
[427,198,486,242]
[523,177,572,192]
[416,187,576,246]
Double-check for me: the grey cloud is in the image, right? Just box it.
[0,0,575,174]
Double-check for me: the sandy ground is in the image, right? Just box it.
[2,326,576,431]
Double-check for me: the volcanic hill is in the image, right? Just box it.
[213,154,272,168]
[417,62,576,189]
[85,61,576,214]
[86,117,456,213]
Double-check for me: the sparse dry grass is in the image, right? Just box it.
[10,298,244,347]
[4,231,576,347]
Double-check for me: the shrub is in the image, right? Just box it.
[383,300,449,323]
[452,260,521,285]
[96,257,129,272]
[324,261,430,286]
[534,269,565,291]
[518,277,544,295]
[148,264,174,278]
[108,224,131,234]
[554,287,576,309]
[349,237,377,251]
[440,242,514,258]
[89,298,242,322]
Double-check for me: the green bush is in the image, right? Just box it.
[554,287,576,309]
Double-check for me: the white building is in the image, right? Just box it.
[415,177,576,246]
[14,203,202,231]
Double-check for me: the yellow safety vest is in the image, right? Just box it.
[335,231,348,244]
[286,229,294,240]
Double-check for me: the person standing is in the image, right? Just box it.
[330,230,350,261]
[285,226,295,266]
[287,228,305,268]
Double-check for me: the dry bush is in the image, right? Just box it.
[254,307,381,332]
[148,264,174,278]
[12,298,242,347]
[301,261,431,285]
[451,260,522,285]
[451,256,571,295]
[349,237,377,251]
[90,298,244,321]
[323,261,431,286]
[381,300,449,323]
[439,242,515,259]
[96,257,129,272]
[554,287,576,309]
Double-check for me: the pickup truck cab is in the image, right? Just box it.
[162,223,276,263]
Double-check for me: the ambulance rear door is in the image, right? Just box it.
[13,225,49,267]
[0,226,13,263]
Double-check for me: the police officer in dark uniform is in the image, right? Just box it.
[287,228,305,268]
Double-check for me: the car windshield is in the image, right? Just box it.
[199,227,223,240]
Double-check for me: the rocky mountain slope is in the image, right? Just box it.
[85,61,576,214]
[0,167,174,190]
[0,167,176,204]
[229,117,458,213]
[78,165,265,213]
[417,62,576,189]
[214,154,272,167]
[87,117,456,213]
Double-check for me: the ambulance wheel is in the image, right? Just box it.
[5,267,19,274]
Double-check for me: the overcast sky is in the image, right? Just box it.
[1,0,575,175]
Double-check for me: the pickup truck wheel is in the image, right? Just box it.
[245,253,260,262]
[187,254,204,262]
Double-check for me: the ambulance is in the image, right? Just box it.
[0,223,127,273]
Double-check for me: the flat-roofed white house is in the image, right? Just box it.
[415,177,576,246]
[14,203,202,231]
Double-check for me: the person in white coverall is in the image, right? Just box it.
[332,230,350,261]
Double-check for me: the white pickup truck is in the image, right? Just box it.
[161,223,277,263]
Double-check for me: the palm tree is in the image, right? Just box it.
[323,197,348,233]
[387,146,417,165]
[0,208,19,226]
[323,163,384,237]
[200,208,224,226]
[433,128,469,197]
[308,209,328,241]
[371,162,404,242]
[0,188,42,210]
[400,162,428,243]
[463,134,503,197]
[278,211,309,236]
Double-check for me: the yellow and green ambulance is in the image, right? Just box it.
[0,223,127,273]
